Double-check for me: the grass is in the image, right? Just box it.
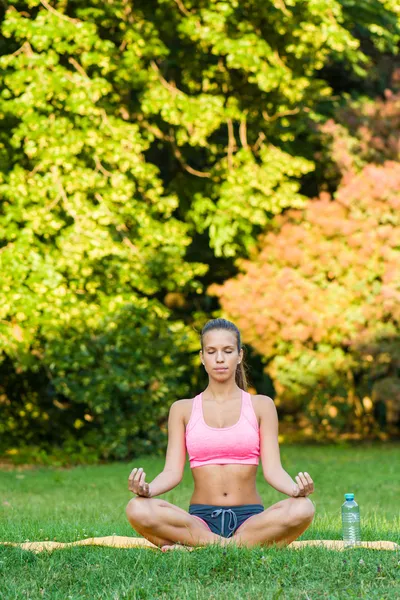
[0,443,399,599]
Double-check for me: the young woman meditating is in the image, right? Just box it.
[126,318,315,551]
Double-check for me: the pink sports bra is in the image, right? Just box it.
[185,388,260,468]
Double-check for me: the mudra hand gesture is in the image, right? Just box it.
[292,471,314,497]
[128,467,152,497]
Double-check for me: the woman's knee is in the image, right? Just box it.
[287,497,315,527]
[126,497,157,528]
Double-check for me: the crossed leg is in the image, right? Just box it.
[229,497,315,548]
[126,496,315,551]
[126,497,230,549]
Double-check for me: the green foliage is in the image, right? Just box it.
[188,146,314,257]
[0,301,199,460]
[2,0,395,256]
[0,0,400,458]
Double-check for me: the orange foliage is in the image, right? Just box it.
[209,162,400,357]
[208,81,400,439]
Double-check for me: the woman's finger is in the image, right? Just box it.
[297,472,308,489]
[128,468,144,491]
[130,467,142,482]
[138,472,146,490]
[128,468,139,489]
[295,478,305,496]
[295,475,304,492]
[297,473,313,496]
[297,472,315,496]
[304,472,314,490]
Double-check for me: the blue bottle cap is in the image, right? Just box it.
[345,493,354,501]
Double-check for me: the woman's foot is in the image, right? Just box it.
[160,536,234,552]
[161,544,195,552]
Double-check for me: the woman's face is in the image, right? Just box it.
[200,329,243,378]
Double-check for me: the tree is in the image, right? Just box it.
[0,1,399,457]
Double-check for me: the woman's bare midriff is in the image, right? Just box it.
[183,396,264,507]
[189,464,263,506]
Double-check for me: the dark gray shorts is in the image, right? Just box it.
[189,503,265,538]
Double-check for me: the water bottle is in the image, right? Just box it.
[341,493,361,547]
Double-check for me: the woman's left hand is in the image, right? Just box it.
[292,472,314,497]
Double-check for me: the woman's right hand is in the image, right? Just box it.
[128,467,152,497]
[292,471,314,497]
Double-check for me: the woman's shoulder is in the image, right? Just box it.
[249,394,275,424]
[251,393,274,404]
[251,394,276,412]
[170,397,195,427]
[171,397,195,409]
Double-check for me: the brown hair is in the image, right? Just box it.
[200,318,249,391]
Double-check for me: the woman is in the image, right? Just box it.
[126,318,315,551]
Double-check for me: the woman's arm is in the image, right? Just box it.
[259,396,296,496]
[263,467,297,496]
[258,396,314,497]
[149,470,182,497]
[149,400,187,497]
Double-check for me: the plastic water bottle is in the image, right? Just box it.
[341,493,361,547]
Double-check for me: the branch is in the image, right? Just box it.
[45,193,61,213]
[273,0,292,17]
[95,193,139,253]
[68,57,91,81]
[273,49,287,69]
[239,118,248,149]
[173,0,193,17]
[171,143,211,178]
[94,156,113,177]
[226,118,236,170]
[262,108,301,122]
[139,119,165,141]
[119,0,134,49]
[169,130,211,177]
[150,61,184,96]
[39,0,80,24]
[28,162,43,177]
[51,166,82,227]
[252,131,266,153]
[9,41,34,58]
[140,119,211,178]
[100,109,119,135]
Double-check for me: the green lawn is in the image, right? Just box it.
[0,443,399,599]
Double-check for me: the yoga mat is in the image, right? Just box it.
[1,537,398,553]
